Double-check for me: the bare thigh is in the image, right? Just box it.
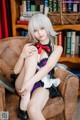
[28,87,49,111]
[15,49,38,93]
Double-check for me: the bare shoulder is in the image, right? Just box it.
[23,43,37,50]
[24,43,33,47]
[54,45,63,52]
[23,43,35,48]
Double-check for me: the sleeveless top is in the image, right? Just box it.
[35,41,60,88]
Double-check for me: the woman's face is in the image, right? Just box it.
[33,27,49,43]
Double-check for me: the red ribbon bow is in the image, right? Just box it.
[35,43,50,54]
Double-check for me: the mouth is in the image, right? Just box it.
[39,35,44,38]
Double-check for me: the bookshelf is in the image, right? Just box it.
[10,0,80,67]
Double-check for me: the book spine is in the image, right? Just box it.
[26,0,31,11]
[67,0,73,12]
[62,0,66,12]
[75,35,79,54]
[56,0,61,12]
[16,20,29,25]
[54,36,58,45]
[73,3,78,12]
[44,0,49,7]
[19,1,23,16]
[53,0,57,12]
[71,31,76,55]
[22,0,27,12]
[58,32,63,46]
[40,5,44,13]
[20,30,28,36]
[78,35,80,56]
[49,0,53,12]
[31,5,36,11]
[66,31,72,54]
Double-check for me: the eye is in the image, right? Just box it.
[34,29,37,32]
[40,27,44,30]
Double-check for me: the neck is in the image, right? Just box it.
[39,38,50,45]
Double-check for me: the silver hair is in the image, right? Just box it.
[27,13,57,42]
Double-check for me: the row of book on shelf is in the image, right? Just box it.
[17,0,80,24]
[19,0,47,22]
[17,0,80,25]
[53,31,80,55]
[20,0,80,13]
[19,29,80,56]
[61,0,80,12]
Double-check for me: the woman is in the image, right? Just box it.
[14,13,63,120]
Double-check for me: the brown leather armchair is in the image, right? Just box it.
[0,37,79,120]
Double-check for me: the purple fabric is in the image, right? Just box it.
[31,81,44,94]
[38,58,48,68]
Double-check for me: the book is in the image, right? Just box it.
[49,0,53,12]
[66,31,72,54]
[56,0,61,12]
[26,0,31,11]
[57,32,63,46]
[71,31,76,55]
[54,36,58,45]
[78,35,80,56]
[67,0,73,12]
[53,0,57,12]
[73,3,78,12]
[75,35,79,54]
[22,11,41,17]
[22,0,27,12]
[62,0,66,12]
[20,30,28,36]
[20,15,31,21]
[17,20,29,25]
[44,0,49,7]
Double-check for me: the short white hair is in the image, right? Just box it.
[28,13,57,42]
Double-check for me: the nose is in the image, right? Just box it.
[38,29,42,35]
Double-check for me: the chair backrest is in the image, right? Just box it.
[0,36,31,81]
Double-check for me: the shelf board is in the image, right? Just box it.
[54,24,80,31]
[15,24,28,30]
[59,54,80,63]
[15,24,80,31]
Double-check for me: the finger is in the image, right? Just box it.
[19,89,30,96]
[19,89,26,96]
[31,49,37,52]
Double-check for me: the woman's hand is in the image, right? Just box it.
[19,79,34,96]
[20,44,37,59]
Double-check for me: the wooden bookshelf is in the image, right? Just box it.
[10,0,80,68]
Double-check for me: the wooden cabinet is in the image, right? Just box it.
[10,0,80,67]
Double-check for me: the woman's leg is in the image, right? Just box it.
[27,87,49,120]
[15,48,38,111]
[15,47,38,91]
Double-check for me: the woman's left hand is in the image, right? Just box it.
[19,80,34,96]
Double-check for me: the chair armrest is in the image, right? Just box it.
[54,68,79,120]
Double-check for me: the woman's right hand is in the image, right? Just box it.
[20,44,37,59]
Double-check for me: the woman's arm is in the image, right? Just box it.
[20,45,63,92]
[14,44,37,74]
[31,45,63,83]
